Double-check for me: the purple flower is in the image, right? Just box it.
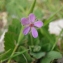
[21,13,43,38]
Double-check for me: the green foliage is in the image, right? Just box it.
[16,46,32,63]
[30,52,46,59]
[4,19,21,50]
[40,51,62,63]
[0,49,11,61]
[0,0,63,63]
[3,19,21,61]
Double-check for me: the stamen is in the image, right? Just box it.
[30,24,34,27]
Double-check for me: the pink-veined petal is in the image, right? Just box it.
[34,21,43,28]
[31,27,38,38]
[29,13,36,23]
[21,17,29,25]
[23,27,30,35]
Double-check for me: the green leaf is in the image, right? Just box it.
[40,51,62,63]
[30,52,46,59]
[4,32,15,53]
[4,19,21,60]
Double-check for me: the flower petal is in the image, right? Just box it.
[31,27,38,38]
[34,21,43,28]
[21,17,29,25]
[29,13,36,22]
[23,27,30,35]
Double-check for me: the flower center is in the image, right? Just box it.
[30,24,34,27]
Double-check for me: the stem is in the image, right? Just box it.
[51,30,63,51]
[30,33,33,46]
[28,0,36,15]
[2,50,28,62]
[51,36,59,51]
[7,44,18,63]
